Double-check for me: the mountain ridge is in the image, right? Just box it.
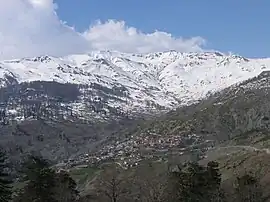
[2,51,270,174]
[0,50,269,116]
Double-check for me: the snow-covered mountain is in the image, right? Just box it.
[0,50,269,121]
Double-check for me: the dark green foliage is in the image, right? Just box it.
[166,161,225,202]
[20,155,51,181]
[9,156,270,202]
[206,161,225,202]
[0,150,12,202]
[19,81,81,103]
[234,173,264,202]
[0,81,81,105]
[14,155,79,202]
[54,170,79,202]
[15,155,56,202]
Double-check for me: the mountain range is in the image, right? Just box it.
[2,50,270,178]
[0,50,269,122]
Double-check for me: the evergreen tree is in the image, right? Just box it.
[234,173,264,202]
[54,170,79,202]
[166,161,225,202]
[14,155,79,202]
[20,155,50,181]
[206,161,225,202]
[0,150,12,202]
[14,155,56,202]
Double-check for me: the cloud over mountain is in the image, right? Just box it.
[0,0,206,60]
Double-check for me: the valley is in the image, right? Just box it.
[1,51,270,200]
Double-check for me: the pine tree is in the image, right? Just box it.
[166,161,225,202]
[206,161,225,202]
[14,155,79,202]
[234,173,264,202]
[14,155,57,202]
[0,150,12,202]
[54,170,79,202]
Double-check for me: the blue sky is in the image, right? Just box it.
[55,0,270,58]
[0,1,268,60]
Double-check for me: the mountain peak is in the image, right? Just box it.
[0,51,269,113]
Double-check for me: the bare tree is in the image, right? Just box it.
[97,165,127,202]
[132,162,167,202]
[135,177,167,202]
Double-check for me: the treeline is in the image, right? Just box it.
[0,150,266,202]
[0,151,79,202]
[94,161,265,202]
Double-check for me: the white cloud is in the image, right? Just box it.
[0,0,206,60]
[83,20,206,53]
[0,0,88,60]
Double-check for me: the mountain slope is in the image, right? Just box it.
[53,70,270,169]
[135,70,270,145]
[2,51,270,164]
[0,51,270,122]
[4,51,270,200]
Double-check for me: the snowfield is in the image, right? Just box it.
[0,50,269,111]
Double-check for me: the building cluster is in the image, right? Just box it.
[64,132,215,169]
